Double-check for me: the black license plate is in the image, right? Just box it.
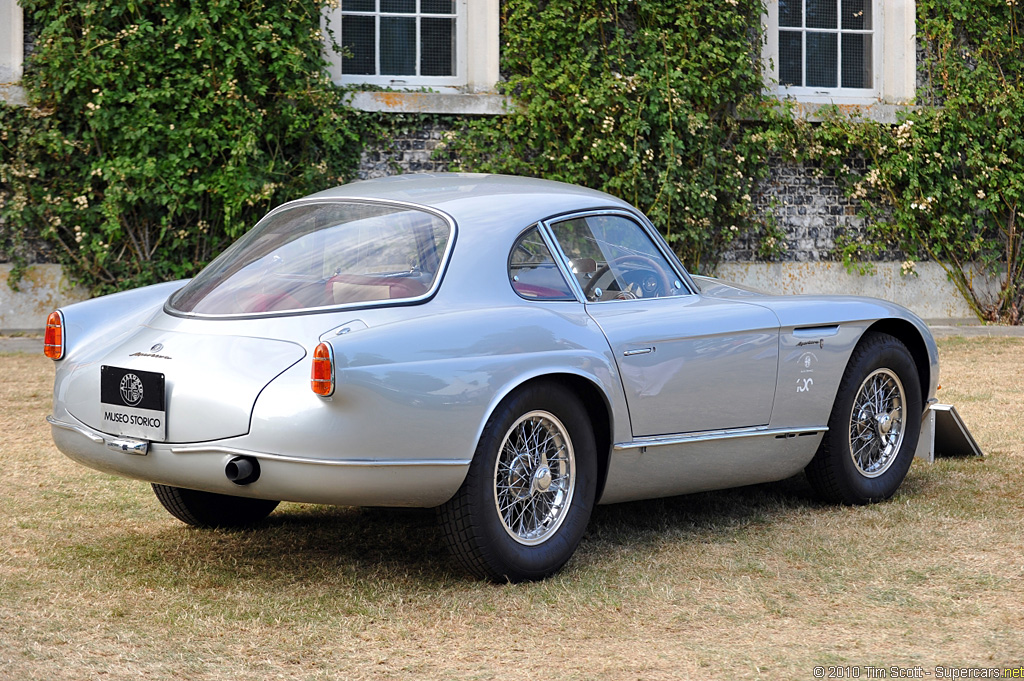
[100,366,166,441]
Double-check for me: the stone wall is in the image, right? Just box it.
[724,159,866,263]
[357,121,454,180]
[729,157,903,264]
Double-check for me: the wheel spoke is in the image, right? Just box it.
[848,368,906,477]
[492,410,577,545]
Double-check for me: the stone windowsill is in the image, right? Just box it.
[776,100,922,125]
[345,90,510,116]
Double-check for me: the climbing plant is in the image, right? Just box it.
[0,0,369,294]
[804,0,1024,322]
[445,0,791,273]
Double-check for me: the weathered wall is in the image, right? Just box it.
[0,264,88,333]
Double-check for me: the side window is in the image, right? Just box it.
[508,227,576,301]
[550,215,685,302]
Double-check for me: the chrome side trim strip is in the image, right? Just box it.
[48,416,471,468]
[169,444,472,468]
[614,426,827,450]
[47,415,104,444]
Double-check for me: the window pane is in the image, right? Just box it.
[169,203,451,316]
[551,216,683,302]
[841,33,872,88]
[841,0,871,30]
[380,16,416,75]
[509,227,575,301]
[779,31,803,87]
[421,17,455,76]
[779,0,802,27]
[342,0,375,11]
[421,0,454,13]
[806,0,837,29]
[342,15,376,76]
[381,0,415,12]
[806,32,838,87]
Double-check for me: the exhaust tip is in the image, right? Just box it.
[225,456,260,485]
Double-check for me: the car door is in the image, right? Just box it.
[546,213,780,438]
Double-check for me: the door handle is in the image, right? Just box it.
[623,347,655,356]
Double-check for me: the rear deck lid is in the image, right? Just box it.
[63,327,305,443]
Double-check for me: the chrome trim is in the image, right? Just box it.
[105,438,149,456]
[508,224,580,303]
[614,425,827,450]
[48,416,149,455]
[168,444,472,468]
[794,324,840,337]
[45,309,66,360]
[47,415,104,444]
[623,347,654,356]
[540,208,698,302]
[48,416,470,467]
[313,340,336,398]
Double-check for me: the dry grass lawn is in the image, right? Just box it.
[1,337,1021,680]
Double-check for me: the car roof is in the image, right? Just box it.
[301,173,638,233]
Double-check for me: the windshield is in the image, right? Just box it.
[168,201,453,316]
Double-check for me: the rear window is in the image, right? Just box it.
[169,201,453,316]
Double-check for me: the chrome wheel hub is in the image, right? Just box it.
[849,368,906,478]
[532,466,552,493]
[494,411,576,546]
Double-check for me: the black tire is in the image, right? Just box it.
[151,484,279,528]
[438,382,597,582]
[806,332,923,504]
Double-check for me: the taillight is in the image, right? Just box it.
[311,342,335,396]
[44,310,64,360]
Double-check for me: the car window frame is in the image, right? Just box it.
[539,209,698,304]
[164,197,458,320]
[506,223,579,303]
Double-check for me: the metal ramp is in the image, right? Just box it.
[915,403,983,463]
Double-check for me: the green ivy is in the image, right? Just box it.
[3,0,1023,325]
[447,0,790,273]
[804,0,1024,323]
[0,0,370,294]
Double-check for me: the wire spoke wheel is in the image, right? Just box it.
[439,382,595,581]
[848,368,906,478]
[806,332,922,505]
[493,410,576,546]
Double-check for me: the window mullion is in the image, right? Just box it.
[835,0,842,90]
[374,4,381,77]
[415,0,422,78]
[802,0,807,90]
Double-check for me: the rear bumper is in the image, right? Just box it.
[48,414,470,508]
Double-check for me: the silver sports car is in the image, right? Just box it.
[47,173,940,582]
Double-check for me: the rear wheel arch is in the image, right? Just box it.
[487,373,614,505]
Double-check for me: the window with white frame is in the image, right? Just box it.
[763,0,916,106]
[324,0,488,91]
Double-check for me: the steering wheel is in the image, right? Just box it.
[582,254,672,301]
